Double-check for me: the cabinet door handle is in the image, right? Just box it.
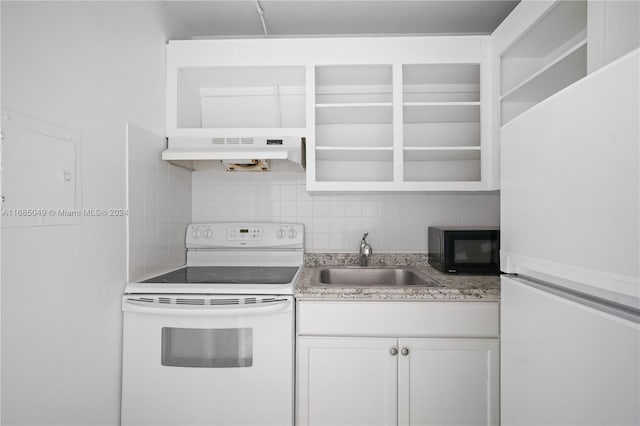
[390,347,398,356]
[401,347,409,356]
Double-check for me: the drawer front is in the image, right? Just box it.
[296,301,499,338]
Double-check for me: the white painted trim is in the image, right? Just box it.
[167,127,307,138]
[0,3,3,418]
[404,146,481,151]
[306,180,493,193]
[168,36,487,67]
[490,0,556,57]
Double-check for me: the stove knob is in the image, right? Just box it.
[195,228,203,239]
[277,228,286,239]
[287,229,297,239]
[203,228,213,239]
[192,228,200,239]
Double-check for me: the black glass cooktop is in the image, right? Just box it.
[142,266,299,284]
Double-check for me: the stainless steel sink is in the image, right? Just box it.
[311,267,440,287]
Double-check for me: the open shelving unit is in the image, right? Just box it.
[314,65,395,183]
[166,37,497,191]
[402,63,482,183]
[500,0,587,125]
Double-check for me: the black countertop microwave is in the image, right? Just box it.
[428,227,500,274]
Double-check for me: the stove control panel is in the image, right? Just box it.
[276,224,298,240]
[186,222,304,248]
[190,225,214,240]
[227,226,262,241]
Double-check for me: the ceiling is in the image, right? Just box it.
[164,1,520,39]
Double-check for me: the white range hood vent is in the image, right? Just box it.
[163,136,305,172]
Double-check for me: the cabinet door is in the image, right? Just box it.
[397,338,499,426]
[296,336,398,426]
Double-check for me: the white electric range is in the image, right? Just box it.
[121,222,303,426]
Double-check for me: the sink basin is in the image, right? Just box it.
[311,267,440,287]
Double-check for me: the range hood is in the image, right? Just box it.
[163,136,305,172]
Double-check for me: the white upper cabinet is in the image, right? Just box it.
[192,66,305,129]
[167,48,307,139]
[306,37,495,192]
[166,4,638,190]
[314,64,395,184]
[491,0,639,127]
[166,37,497,192]
[402,64,482,184]
[494,0,588,125]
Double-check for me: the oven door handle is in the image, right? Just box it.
[122,299,292,316]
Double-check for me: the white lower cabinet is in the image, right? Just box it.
[397,338,499,426]
[297,337,398,426]
[296,301,500,426]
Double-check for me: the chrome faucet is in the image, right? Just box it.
[359,233,373,267]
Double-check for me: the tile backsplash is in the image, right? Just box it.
[128,124,192,281]
[192,171,499,253]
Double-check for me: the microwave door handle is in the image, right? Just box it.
[122,299,292,316]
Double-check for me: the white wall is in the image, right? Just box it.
[1,2,187,425]
[192,171,499,252]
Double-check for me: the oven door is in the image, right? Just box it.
[121,295,293,426]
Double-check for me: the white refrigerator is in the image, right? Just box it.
[500,49,640,425]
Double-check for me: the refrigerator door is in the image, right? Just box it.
[500,49,639,309]
[501,275,640,426]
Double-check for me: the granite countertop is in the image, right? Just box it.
[295,253,500,301]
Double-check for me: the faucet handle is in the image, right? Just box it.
[362,233,369,241]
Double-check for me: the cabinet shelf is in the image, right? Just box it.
[316,85,392,104]
[501,43,587,124]
[402,62,481,154]
[403,147,481,182]
[404,147,480,162]
[404,64,480,103]
[316,65,393,104]
[316,146,393,162]
[316,123,392,148]
[403,84,480,103]
[403,104,480,123]
[316,104,393,124]
[316,159,394,182]
[403,122,480,148]
[404,101,480,107]
[501,39,587,101]
[316,102,393,108]
[499,0,587,126]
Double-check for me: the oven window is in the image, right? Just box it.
[161,327,253,368]
[453,239,495,263]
